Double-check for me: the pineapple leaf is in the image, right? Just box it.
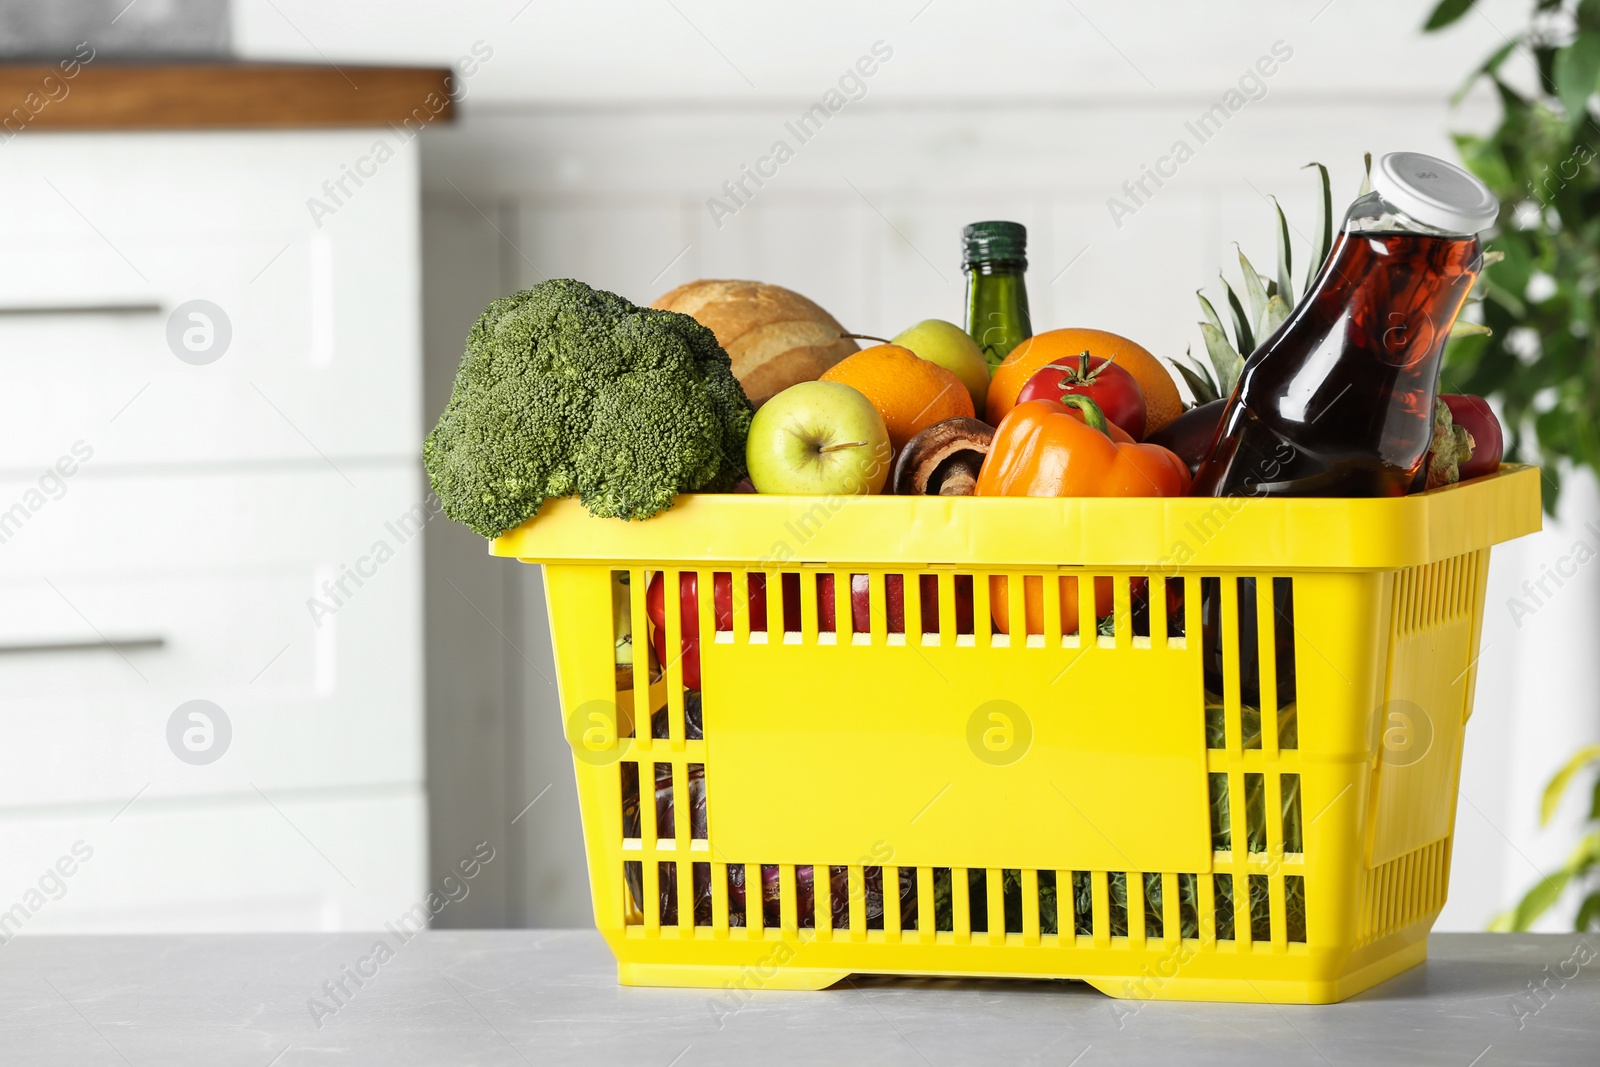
[1175,347,1222,406]
[1358,151,1374,197]
[1272,196,1294,304]
[1260,294,1291,340]
[1303,162,1333,292]
[1196,290,1226,336]
[1200,321,1245,397]
[1219,273,1256,356]
[1236,246,1270,336]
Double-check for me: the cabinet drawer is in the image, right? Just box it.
[0,130,420,468]
[0,463,426,806]
[0,788,427,932]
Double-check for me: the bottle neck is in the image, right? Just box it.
[965,258,1027,277]
[965,261,1032,369]
[1344,190,1475,238]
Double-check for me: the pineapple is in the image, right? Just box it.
[1176,153,1493,409]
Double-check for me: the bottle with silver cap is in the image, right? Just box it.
[1191,151,1499,498]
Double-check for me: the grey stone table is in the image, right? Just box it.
[0,931,1594,1065]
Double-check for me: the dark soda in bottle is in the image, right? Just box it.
[1193,154,1497,497]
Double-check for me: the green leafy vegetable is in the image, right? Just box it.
[423,278,753,537]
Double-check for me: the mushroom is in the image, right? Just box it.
[891,418,995,496]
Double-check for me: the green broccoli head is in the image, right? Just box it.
[423,279,753,538]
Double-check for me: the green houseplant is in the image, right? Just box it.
[1424,0,1600,931]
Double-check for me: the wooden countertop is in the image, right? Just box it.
[0,63,455,130]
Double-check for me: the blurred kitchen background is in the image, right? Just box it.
[0,0,1594,936]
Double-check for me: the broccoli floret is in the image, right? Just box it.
[423,279,753,538]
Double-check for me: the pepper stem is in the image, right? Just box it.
[1058,394,1112,438]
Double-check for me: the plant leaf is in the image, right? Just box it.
[1272,197,1294,303]
[1236,246,1270,335]
[1302,162,1333,293]
[1566,829,1600,873]
[1358,151,1374,197]
[1260,294,1291,340]
[1541,743,1600,825]
[1449,320,1494,338]
[1512,868,1573,930]
[1451,35,1521,106]
[1423,0,1478,31]
[1577,890,1600,933]
[1200,322,1244,396]
[1219,273,1255,356]
[1554,31,1600,126]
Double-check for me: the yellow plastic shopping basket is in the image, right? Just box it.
[492,465,1540,1004]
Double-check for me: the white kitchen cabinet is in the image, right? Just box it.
[0,126,427,931]
[0,466,425,807]
[0,789,427,933]
[0,132,420,470]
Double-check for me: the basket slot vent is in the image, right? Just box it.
[1247,875,1270,942]
[1357,838,1451,945]
[612,570,640,738]
[623,861,642,926]
[1272,577,1298,736]
[1003,869,1024,934]
[1243,773,1266,851]
[1393,553,1479,637]
[1285,875,1307,943]
[1176,872,1199,940]
[686,763,706,840]
[1213,874,1237,941]
[1201,576,1298,753]
[1208,773,1230,850]
[1282,773,1303,852]
[932,868,954,932]
[627,864,1237,945]
[1106,873,1129,935]
[1038,870,1059,936]
[653,762,675,840]
[620,762,641,840]
[1141,872,1164,939]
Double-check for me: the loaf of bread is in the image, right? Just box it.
[651,280,857,406]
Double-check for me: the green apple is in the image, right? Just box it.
[891,319,990,412]
[746,381,891,495]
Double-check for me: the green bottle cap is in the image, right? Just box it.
[963,220,1027,268]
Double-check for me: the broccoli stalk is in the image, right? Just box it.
[424,279,753,538]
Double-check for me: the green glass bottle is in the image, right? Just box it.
[963,220,1033,368]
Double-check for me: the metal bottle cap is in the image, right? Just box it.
[962,221,1027,267]
[1372,152,1499,234]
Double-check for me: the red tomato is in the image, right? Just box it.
[1440,394,1504,480]
[1016,353,1146,439]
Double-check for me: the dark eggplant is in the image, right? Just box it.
[1145,398,1225,478]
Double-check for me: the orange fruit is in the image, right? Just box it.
[986,328,1184,437]
[819,344,974,452]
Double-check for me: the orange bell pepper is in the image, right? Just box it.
[977,395,1190,635]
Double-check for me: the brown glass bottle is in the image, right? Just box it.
[1192,205,1483,497]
